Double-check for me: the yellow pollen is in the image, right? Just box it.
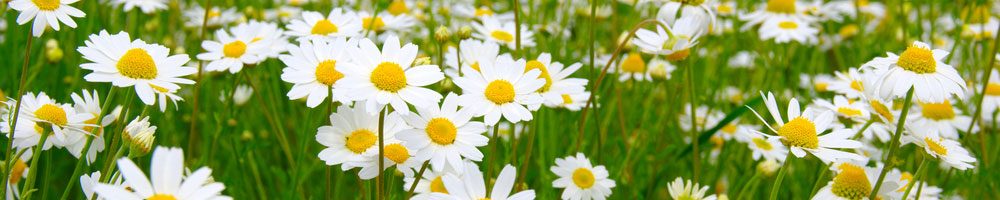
[82,114,100,133]
[370,62,408,92]
[620,54,646,73]
[839,24,860,38]
[897,44,937,74]
[766,0,797,14]
[222,41,247,58]
[384,144,410,164]
[666,49,691,61]
[524,60,553,92]
[9,159,26,184]
[778,21,798,29]
[32,0,60,11]
[561,94,573,105]
[722,124,738,134]
[34,104,68,126]
[572,168,596,189]
[315,60,343,86]
[426,118,458,145]
[148,194,178,200]
[831,164,872,199]
[469,62,482,72]
[815,82,830,92]
[363,17,386,31]
[430,176,449,194]
[346,129,377,154]
[717,4,733,14]
[985,83,1000,96]
[311,19,340,35]
[777,117,819,149]
[752,137,773,150]
[870,100,894,122]
[474,8,494,17]
[837,107,863,117]
[850,80,864,91]
[491,30,514,43]
[924,137,948,156]
[207,10,221,19]
[484,80,516,104]
[117,48,159,80]
[920,100,955,121]
[387,0,409,15]
[897,172,913,192]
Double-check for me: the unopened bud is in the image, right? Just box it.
[757,159,780,176]
[45,39,63,63]
[414,56,432,66]
[457,26,473,39]
[435,26,451,42]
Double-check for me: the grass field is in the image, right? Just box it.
[1,0,999,199]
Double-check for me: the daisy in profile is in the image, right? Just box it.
[551,153,616,200]
[397,93,488,172]
[264,6,302,22]
[280,38,355,108]
[403,160,468,197]
[452,4,513,20]
[442,164,535,200]
[744,132,788,162]
[758,16,818,44]
[679,105,723,132]
[903,128,977,170]
[611,53,652,82]
[527,53,588,108]
[960,5,998,40]
[78,30,196,106]
[632,16,702,61]
[647,58,677,80]
[198,27,268,73]
[112,0,168,14]
[148,83,184,111]
[232,20,288,59]
[357,11,416,34]
[286,8,362,40]
[316,103,409,170]
[94,147,231,199]
[351,135,422,179]
[336,35,444,113]
[981,69,1000,121]
[747,92,865,163]
[444,39,500,79]
[739,0,814,30]
[121,116,157,156]
[9,0,85,36]
[827,68,870,99]
[183,6,240,28]
[2,92,92,150]
[454,56,544,125]
[862,41,967,103]
[812,161,901,200]
[4,149,31,200]
[554,90,591,111]
[66,90,120,163]
[472,16,536,49]
[667,177,716,200]
[800,73,836,92]
[718,119,757,142]
[908,99,974,139]
[890,169,943,200]
[813,95,869,122]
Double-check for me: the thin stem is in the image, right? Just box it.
[0,26,35,199]
[376,108,386,200]
[768,154,793,200]
[516,111,539,187]
[902,158,930,199]
[964,28,1000,167]
[61,87,119,200]
[685,60,700,181]
[870,87,915,200]
[808,163,829,197]
[406,161,430,198]
[737,172,761,200]
[511,0,522,54]
[187,0,213,158]
[19,130,49,199]
[486,124,501,185]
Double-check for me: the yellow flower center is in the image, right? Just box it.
[207,10,221,19]
[34,124,44,135]
[32,0,60,11]
[524,60,553,92]
[778,21,798,29]
[870,100,894,122]
[572,168,596,189]
[384,144,410,164]
[363,17,386,31]
[469,62,482,72]
[148,194,178,200]
[620,54,646,73]
[966,5,991,24]
[985,83,1000,96]
[430,176,449,193]
[777,117,818,149]
[370,62,408,92]
[561,94,573,105]
[117,48,159,80]
[315,60,343,86]
[426,118,457,145]
[474,8,494,17]
[924,137,948,156]
[150,84,170,93]
[34,104,68,126]
[666,49,691,61]
[717,4,733,14]
[346,129,377,154]
[919,100,955,121]
[722,124,738,134]
[752,137,773,150]
[839,24,860,39]
[82,114,100,134]
[897,44,937,74]
[311,19,340,35]
[837,107,863,117]
[223,41,247,58]
[831,164,872,199]
[387,0,409,15]
[850,80,864,92]
[491,30,514,43]
[815,82,829,92]
[9,159,26,184]
[896,172,913,192]
[484,80,516,104]
[766,0,797,14]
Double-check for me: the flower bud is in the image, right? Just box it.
[45,39,63,63]
[414,56,432,66]
[435,26,451,42]
[457,26,473,40]
[757,159,781,176]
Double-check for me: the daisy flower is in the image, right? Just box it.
[632,16,702,61]
[738,0,814,30]
[813,95,870,122]
[961,5,998,40]
[718,119,757,142]
[442,164,535,200]
[554,90,591,111]
[316,103,409,170]
[286,8,362,40]
[667,177,716,200]
[903,128,977,170]
[647,58,677,80]
[862,41,967,103]
[398,93,489,172]
[351,135,422,180]
[358,11,416,34]
[4,150,31,200]
[759,16,818,44]
[121,116,157,155]
[454,56,545,125]
[527,53,589,108]
[9,0,85,37]
[66,90,120,163]
[279,38,356,108]
[745,132,788,162]
[148,83,184,111]
[472,16,536,49]
[94,147,231,200]
[2,92,92,150]
[980,69,1000,121]
[812,162,901,200]
[336,35,444,114]
[183,6,240,28]
[487,121,526,142]
[264,6,302,22]
[611,53,652,82]
[403,160,468,197]
[800,73,836,92]
[197,27,268,73]
[891,169,943,200]
[81,171,125,200]
[728,51,755,68]
[827,68,870,99]
[679,104,723,132]
[747,92,866,163]
[443,39,500,80]
[77,30,196,107]
[908,100,974,139]
[112,0,167,14]
[232,20,288,59]
[551,153,616,200]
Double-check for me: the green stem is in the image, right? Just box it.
[19,130,49,199]
[0,26,37,199]
[685,60,700,181]
[376,108,386,200]
[808,163,829,198]
[869,87,915,200]
[902,158,930,199]
[60,87,118,200]
[768,153,793,200]
[736,172,761,200]
[405,161,430,198]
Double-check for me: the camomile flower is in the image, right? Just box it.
[759,16,818,44]
[721,87,747,104]
[232,20,287,59]
[744,132,788,162]
[218,84,253,106]
[800,73,836,92]
[827,68,870,99]
[4,149,31,200]
[197,27,268,73]
[77,30,196,106]
[632,16,702,61]
[667,177,716,200]
[903,128,977,170]
[66,90,120,163]
[812,162,901,200]
[286,8,362,40]
[728,51,755,68]
[551,153,616,200]
[403,160,468,197]
[2,92,92,150]
[908,99,974,139]
[398,93,488,172]
[183,6,240,28]
[112,0,167,14]
[94,147,231,200]
[148,83,183,111]
[81,171,125,200]
[442,164,535,200]
[647,58,677,80]
[451,4,513,20]
[611,53,652,82]
[454,56,545,125]
[718,119,757,142]
[747,92,866,163]
[862,41,967,103]
[738,0,814,30]
[443,39,501,79]
[357,11,416,34]
[350,135,422,180]
[336,35,445,114]
[960,5,998,40]
[280,38,356,108]
[527,53,589,108]
[9,0,86,37]
[814,95,870,122]
[121,116,157,155]
[264,6,302,22]
[890,169,943,200]
[679,104,723,132]
[316,103,409,170]
[487,122,526,142]
[980,69,1000,121]
[472,16,536,49]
